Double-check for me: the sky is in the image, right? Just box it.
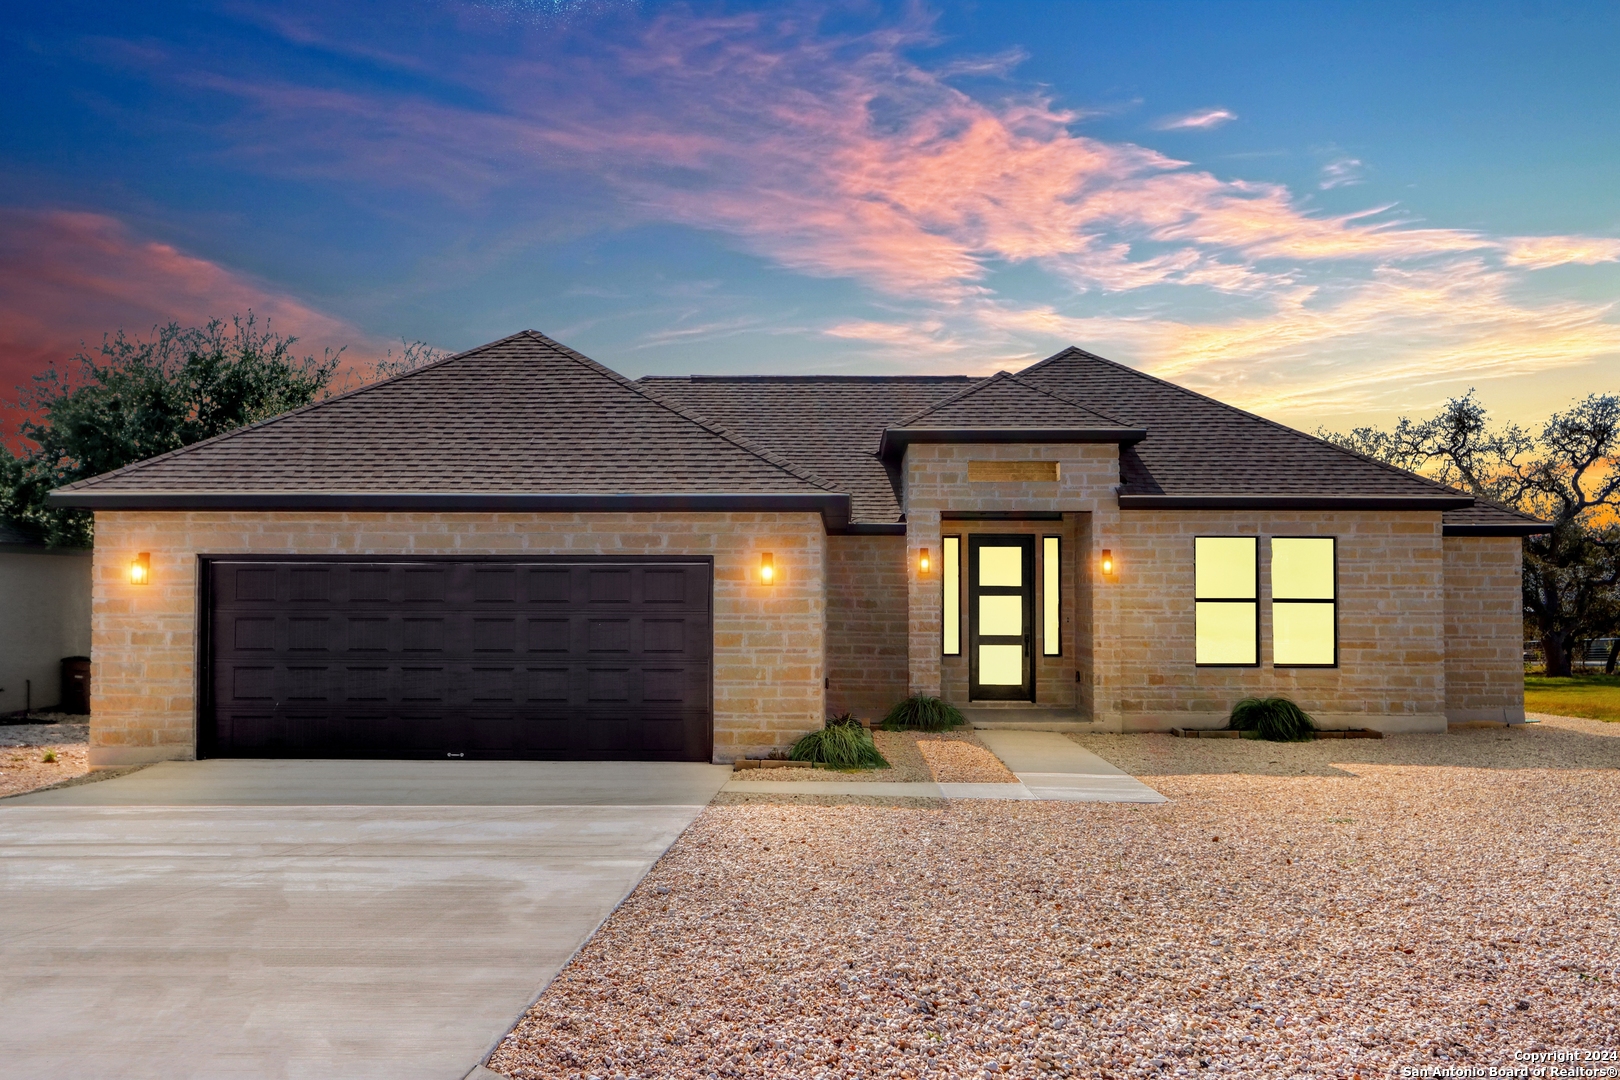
[3,0,1618,437]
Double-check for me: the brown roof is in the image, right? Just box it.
[52,331,851,524]
[52,331,1547,534]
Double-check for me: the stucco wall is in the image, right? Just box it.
[89,510,826,766]
[0,549,93,714]
[1108,510,1448,733]
[825,534,909,722]
[1443,535,1526,723]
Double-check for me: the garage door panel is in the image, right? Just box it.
[205,558,712,760]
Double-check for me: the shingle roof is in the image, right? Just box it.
[1011,348,1542,531]
[51,330,1546,534]
[641,374,971,525]
[893,370,1132,430]
[53,331,848,518]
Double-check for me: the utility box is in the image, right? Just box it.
[60,656,91,715]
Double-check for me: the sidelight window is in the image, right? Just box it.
[942,536,961,655]
[1042,536,1061,656]
[1271,537,1337,666]
[1194,536,1258,666]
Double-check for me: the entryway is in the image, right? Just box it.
[969,534,1035,701]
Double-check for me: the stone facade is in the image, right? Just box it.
[1105,510,1448,733]
[89,510,826,766]
[824,534,910,722]
[1443,536,1526,723]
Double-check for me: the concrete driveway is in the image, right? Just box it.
[0,759,730,1080]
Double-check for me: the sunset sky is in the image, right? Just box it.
[3,0,1617,434]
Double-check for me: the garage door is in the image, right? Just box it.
[202,557,712,761]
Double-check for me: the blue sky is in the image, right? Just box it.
[3,0,1616,432]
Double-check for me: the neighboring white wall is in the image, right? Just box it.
[0,549,93,714]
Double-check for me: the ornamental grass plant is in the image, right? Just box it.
[1228,696,1316,741]
[789,715,889,769]
[880,694,966,732]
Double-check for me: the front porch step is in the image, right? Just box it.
[957,706,1097,732]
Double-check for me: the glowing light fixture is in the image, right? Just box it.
[919,547,931,574]
[130,552,151,586]
[1100,549,1114,576]
[759,552,775,585]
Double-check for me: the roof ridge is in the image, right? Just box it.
[892,369,1128,428]
[1020,346,1476,502]
[999,370,1134,427]
[524,331,845,496]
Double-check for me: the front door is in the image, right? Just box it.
[969,535,1035,701]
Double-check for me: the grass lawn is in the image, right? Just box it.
[1525,673,1620,721]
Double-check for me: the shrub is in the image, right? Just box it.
[789,720,889,769]
[825,711,864,728]
[880,694,966,732]
[1228,696,1316,741]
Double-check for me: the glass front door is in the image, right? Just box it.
[969,535,1035,700]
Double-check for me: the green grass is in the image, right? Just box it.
[880,694,966,732]
[789,721,889,769]
[1228,696,1316,741]
[1525,674,1620,722]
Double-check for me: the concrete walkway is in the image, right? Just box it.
[0,759,730,1080]
[975,730,1168,802]
[722,732,1166,803]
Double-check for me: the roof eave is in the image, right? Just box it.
[1117,493,1476,511]
[47,489,853,531]
[879,426,1148,461]
[1441,522,1550,536]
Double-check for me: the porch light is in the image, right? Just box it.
[919,548,931,574]
[130,552,151,586]
[1100,549,1114,577]
[760,552,775,585]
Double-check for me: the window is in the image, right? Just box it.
[1272,537,1336,666]
[1195,536,1258,666]
[1042,536,1061,656]
[942,535,961,655]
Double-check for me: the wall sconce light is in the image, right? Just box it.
[919,547,931,574]
[759,552,775,585]
[130,552,151,586]
[1100,549,1114,577]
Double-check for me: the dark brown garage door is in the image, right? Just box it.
[202,557,712,761]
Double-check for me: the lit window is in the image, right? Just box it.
[1195,536,1257,666]
[942,536,961,655]
[1272,537,1336,666]
[1042,536,1060,656]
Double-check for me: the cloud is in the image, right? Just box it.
[105,5,1620,425]
[1319,157,1365,189]
[1153,107,1237,131]
[0,210,375,420]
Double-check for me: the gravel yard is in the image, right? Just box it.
[0,718,90,798]
[489,716,1620,1079]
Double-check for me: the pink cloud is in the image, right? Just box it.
[0,210,374,431]
[1153,108,1237,131]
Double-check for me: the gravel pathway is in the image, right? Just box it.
[489,719,1620,1079]
[916,740,1017,784]
[0,719,90,798]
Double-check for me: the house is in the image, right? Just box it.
[0,520,92,716]
[50,331,1544,767]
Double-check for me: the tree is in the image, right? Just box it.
[1321,390,1620,677]
[2,315,342,548]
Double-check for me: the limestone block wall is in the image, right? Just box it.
[89,510,826,766]
[1107,510,1448,733]
[824,534,910,722]
[901,442,1121,707]
[1443,535,1526,723]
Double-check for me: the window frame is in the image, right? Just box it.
[1041,535,1062,657]
[1270,535,1339,669]
[1194,535,1260,668]
[941,535,961,656]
